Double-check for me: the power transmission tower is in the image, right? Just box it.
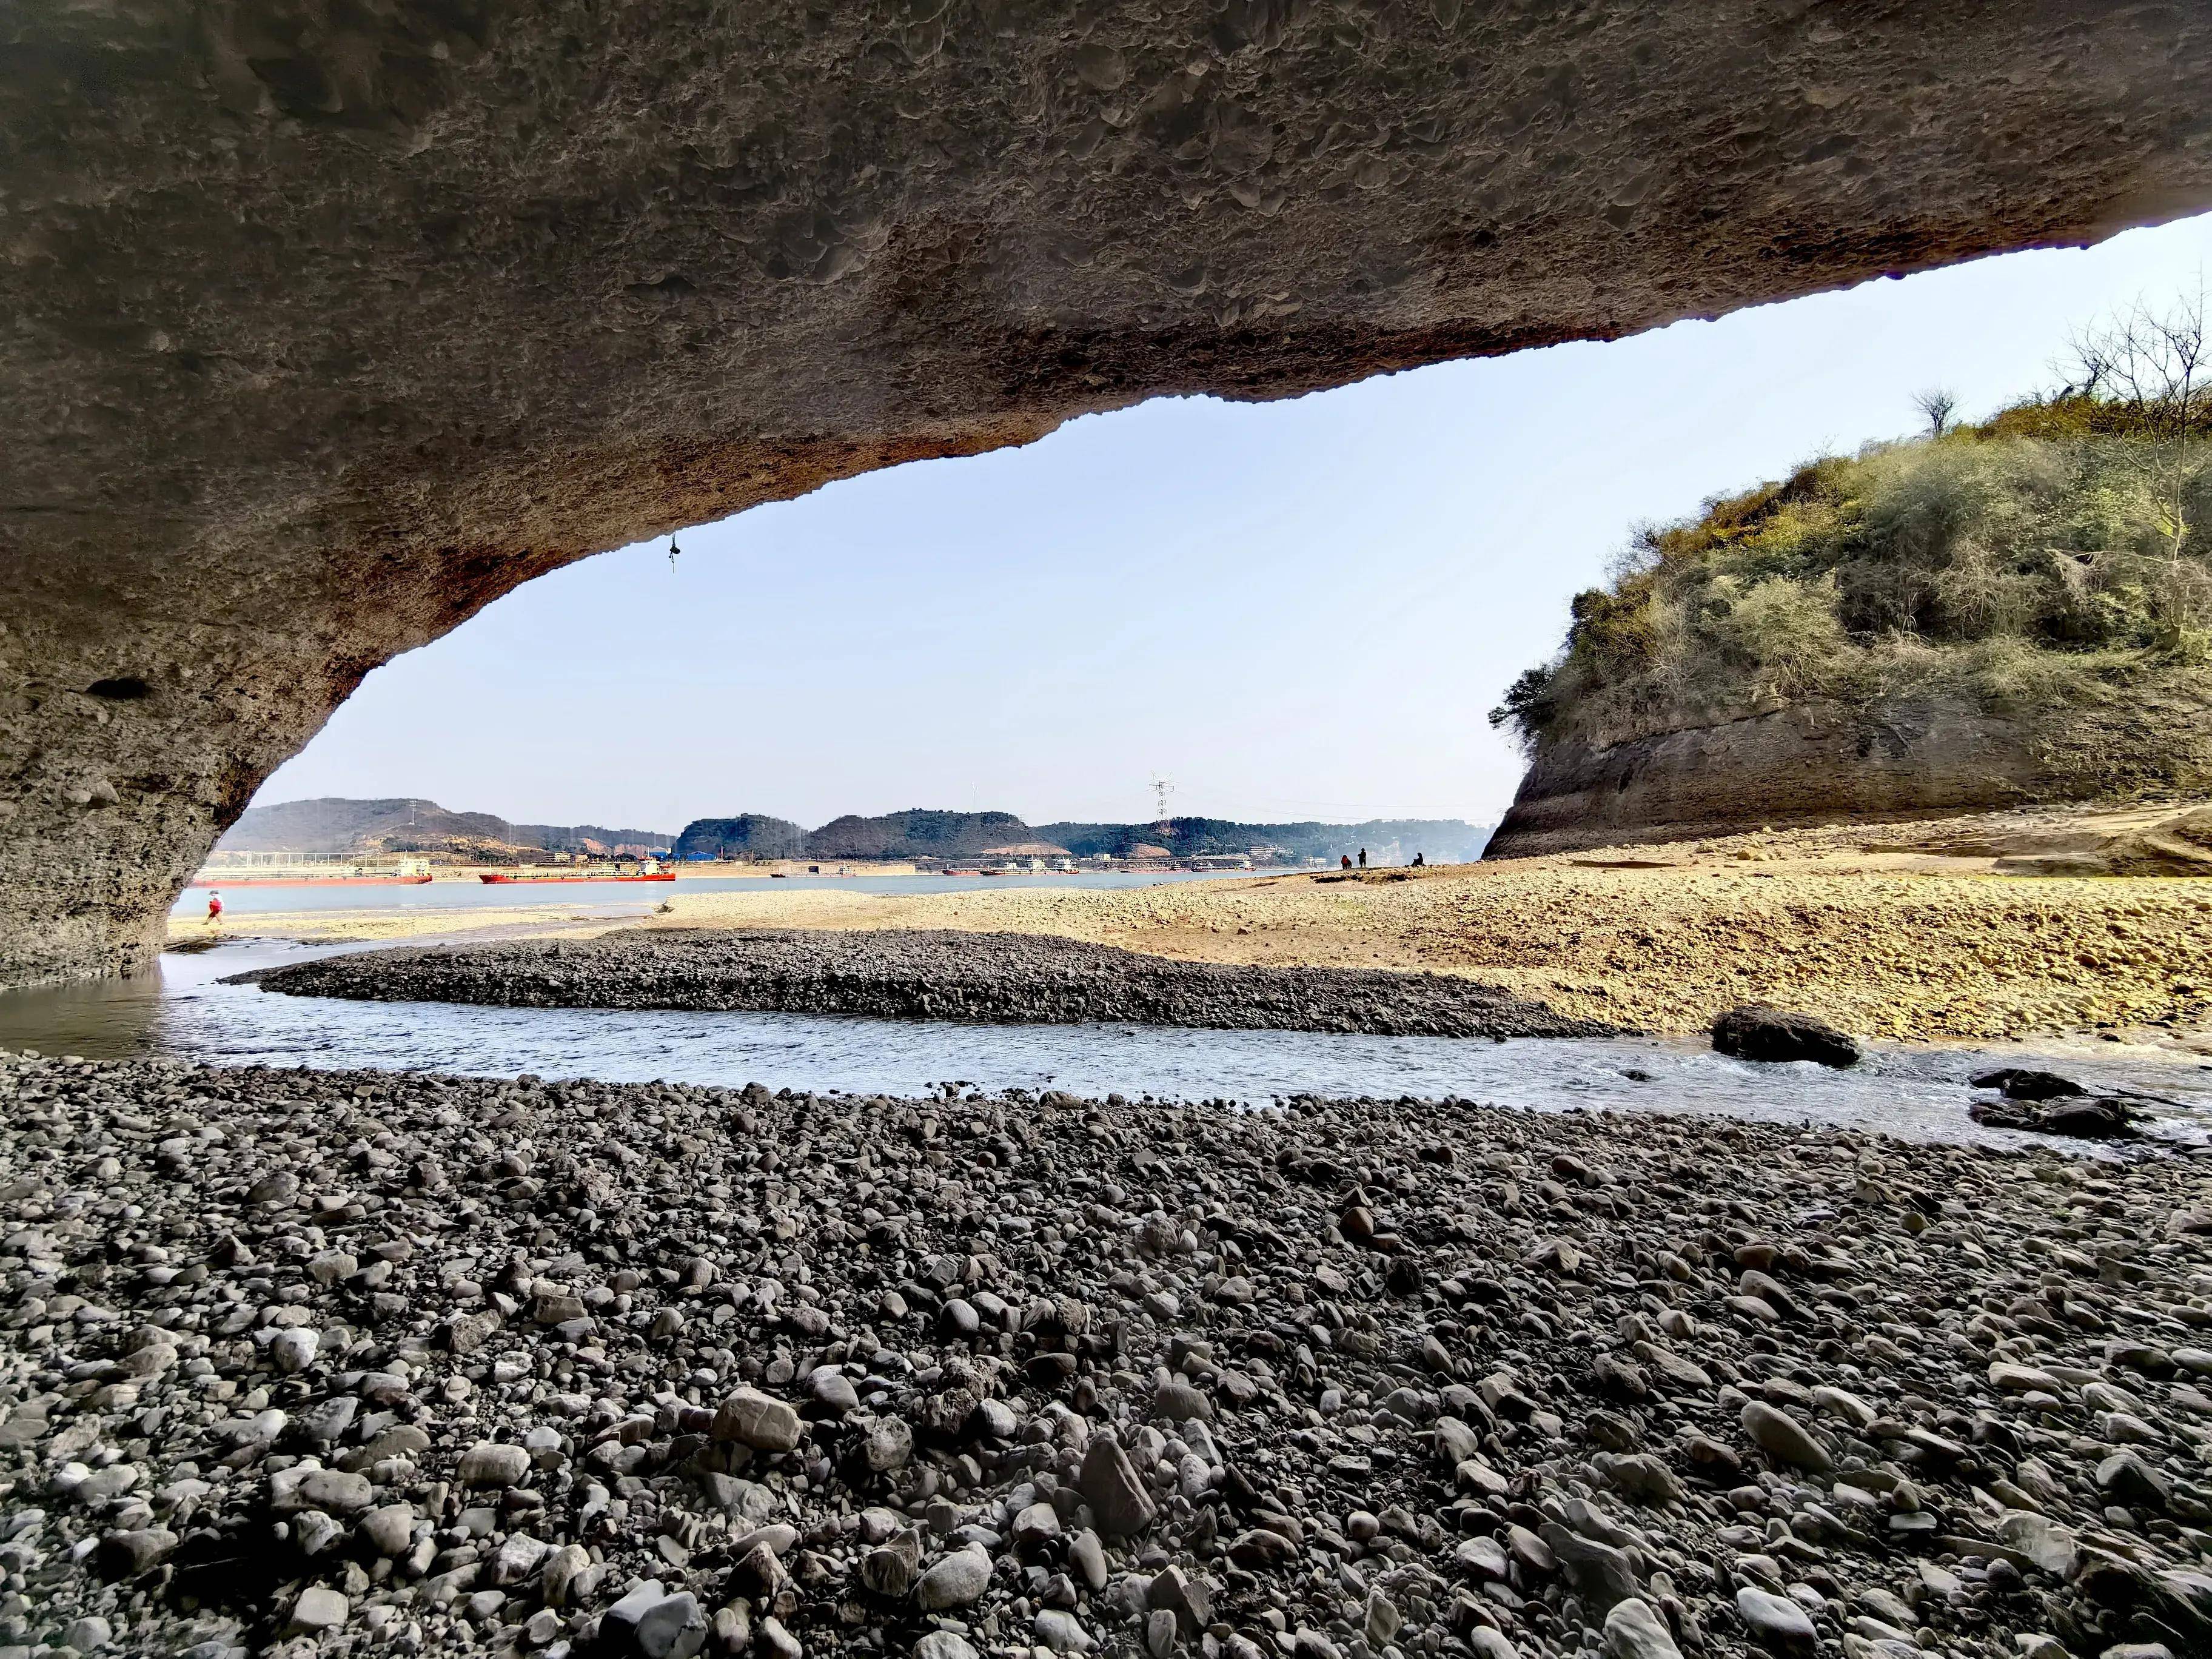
[1149,773,1175,822]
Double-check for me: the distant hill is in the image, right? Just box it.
[672,814,807,860]
[227,796,1491,866]
[805,810,1031,860]
[218,798,674,857]
[671,807,1491,864]
[1037,816,1492,863]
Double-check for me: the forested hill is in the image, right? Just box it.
[219,798,674,855]
[1034,817,1491,863]
[230,798,1493,865]
[1487,349,2212,856]
[673,809,1491,863]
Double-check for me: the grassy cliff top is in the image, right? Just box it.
[1492,390,2212,754]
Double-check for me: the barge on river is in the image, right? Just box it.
[189,855,432,888]
[478,857,674,885]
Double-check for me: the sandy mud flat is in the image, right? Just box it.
[4,1052,2209,1658]
[637,814,2212,1047]
[176,809,2212,1049]
[238,930,1618,1042]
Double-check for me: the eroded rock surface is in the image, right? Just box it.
[7,2,2212,985]
[1486,677,2212,861]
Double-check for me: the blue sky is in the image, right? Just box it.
[262,213,2212,836]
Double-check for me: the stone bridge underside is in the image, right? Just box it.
[4,1,2211,987]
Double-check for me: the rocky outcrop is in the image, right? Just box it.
[1486,672,2212,859]
[1710,1005,1861,1069]
[6,2,2212,984]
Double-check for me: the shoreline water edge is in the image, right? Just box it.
[172,809,2212,1048]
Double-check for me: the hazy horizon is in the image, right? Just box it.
[227,794,1499,840]
[255,210,2212,833]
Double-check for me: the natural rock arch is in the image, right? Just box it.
[4,0,2211,987]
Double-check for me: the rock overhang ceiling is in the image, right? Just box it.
[3,0,2210,984]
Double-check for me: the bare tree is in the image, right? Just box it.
[2066,282,2207,566]
[1913,387,1957,437]
[2059,282,2211,654]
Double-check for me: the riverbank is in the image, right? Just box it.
[170,905,623,947]
[240,929,1618,1040]
[7,1050,2208,1659]
[165,808,2212,1045]
[631,813,2212,1047]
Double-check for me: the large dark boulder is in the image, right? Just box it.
[1711,1006,1861,1069]
[1969,1096,2138,1139]
[1969,1067,2086,1100]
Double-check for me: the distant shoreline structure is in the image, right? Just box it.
[220,797,1495,870]
[674,807,1493,867]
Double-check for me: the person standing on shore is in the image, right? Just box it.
[1340,854,1352,870]
[206,891,223,930]
[1358,847,1367,868]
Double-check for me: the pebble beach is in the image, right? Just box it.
[237,931,1617,1042]
[5,1052,2210,1659]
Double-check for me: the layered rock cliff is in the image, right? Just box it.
[1487,671,2212,859]
[5,1,2212,983]
[1485,389,2212,860]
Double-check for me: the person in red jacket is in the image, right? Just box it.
[206,891,223,927]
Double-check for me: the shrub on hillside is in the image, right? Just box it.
[1492,292,2212,752]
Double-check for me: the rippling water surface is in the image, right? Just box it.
[4,938,2208,1151]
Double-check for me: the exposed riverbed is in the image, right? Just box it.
[4,939,2209,1150]
[7,1053,2211,1659]
[236,930,1618,1041]
[164,871,1244,947]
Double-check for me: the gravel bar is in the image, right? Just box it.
[237,930,1621,1041]
[5,1051,2212,1659]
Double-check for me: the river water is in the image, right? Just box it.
[169,868,1244,918]
[6,934,2210,1152]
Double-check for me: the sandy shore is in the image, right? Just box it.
[635,815,2212,1046]
[173,807,2212,1046]
[160,862,911,948]
[669,861,925,879]
[168,905,637,947]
